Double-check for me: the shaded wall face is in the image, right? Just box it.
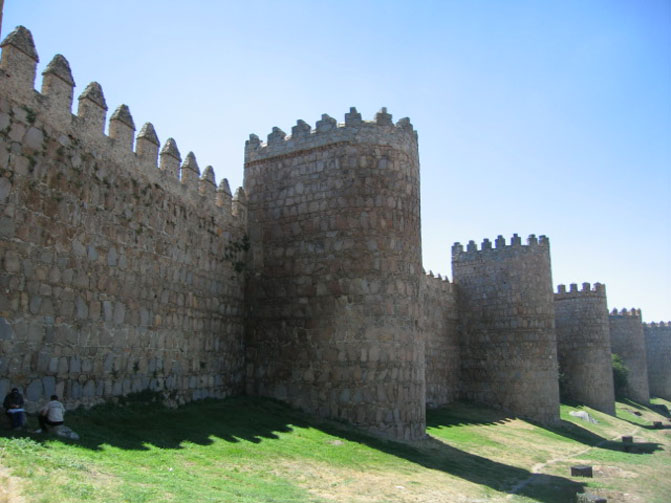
[0,92,246,410]
[244,135,425,440]
[421,276,460,408]
[644,325,671,400]
[554,293,615,414]
[452,241,560,425]
[609,315,650,403]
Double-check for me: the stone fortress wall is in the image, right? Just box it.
[0,16,669,439]
[421,272,459,408]
[243,109,425,440]
[644,322,671,400]
[554,283,615,414]
[451,234,560,425]
[608,309,650,403]
[0,26,248,410]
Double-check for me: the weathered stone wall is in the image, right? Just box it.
[421,272,460,408]
[608,309,649,403]
[244,108,425,440]
[554,283,615,414]
[452,234,560,424]
[0,26,247,411]
[644,322,671,400]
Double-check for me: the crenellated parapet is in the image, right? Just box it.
[0,25,244,226]
[555,282,606,299]
[609,308,642,318]
[244,107,418,167]
[644,321,671,328]
[452,233,549,261]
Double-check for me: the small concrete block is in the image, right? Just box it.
[653,421,663,429]
[576,492,607,503]
[621,435,633,443]
[571,465,593,477]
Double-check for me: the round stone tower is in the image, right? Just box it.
[452,234,560,425]
[554,282,615,414]
[609,308,650,403]
[243,108,425,440]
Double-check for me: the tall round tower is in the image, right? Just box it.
[243,108,424,440]
[452,234,560,425]
[554,282,615,414]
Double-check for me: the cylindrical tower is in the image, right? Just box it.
[643,322,671,400]
[609,309,650,403]
[243,108,424,440]
[554,282,615,414]
[452,234,560,425]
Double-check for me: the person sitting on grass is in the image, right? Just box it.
[37,395,65,432]
[3,388,25,429]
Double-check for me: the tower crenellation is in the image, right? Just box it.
[244,106,418,166]
[555,282,606,298]
[452,233,550,259]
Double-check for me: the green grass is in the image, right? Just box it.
[1,396,669,503]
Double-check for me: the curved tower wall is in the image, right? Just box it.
[243,108,425,440]
[609,309,650,403]
[452,234,560,424]
[644,322,671,400]
[554,283,615,414]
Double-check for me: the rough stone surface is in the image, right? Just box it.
[555,283,615,414]
[609,309,650,403]
[0,53,247,411]
[422,273,460,407]
[1,22,668,439]
[644,322,671,400]
[244,113,425,440]
[452,235,560,425]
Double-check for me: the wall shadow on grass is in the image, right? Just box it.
[0,395,586,503]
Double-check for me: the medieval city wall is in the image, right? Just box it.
[644,322,671,400]
[608,309,650,403]
[554,282,615,414]
[452,234,560,424]
[243,108,426,440]
[0,27,247,411]
[421,272,460,408]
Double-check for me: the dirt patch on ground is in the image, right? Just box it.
[593,465,638,479]
[0,464,26,503]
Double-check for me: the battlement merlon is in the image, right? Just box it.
[452,233,550,260]
[0,25,38,100]
[555,282,606,298]
[243,107,418,165]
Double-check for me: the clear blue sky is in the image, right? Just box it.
[4,1,670,320]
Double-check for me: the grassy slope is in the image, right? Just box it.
[0,395,669,503]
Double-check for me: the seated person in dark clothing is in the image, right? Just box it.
[38,395,65,431]
[3,388,25,429]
